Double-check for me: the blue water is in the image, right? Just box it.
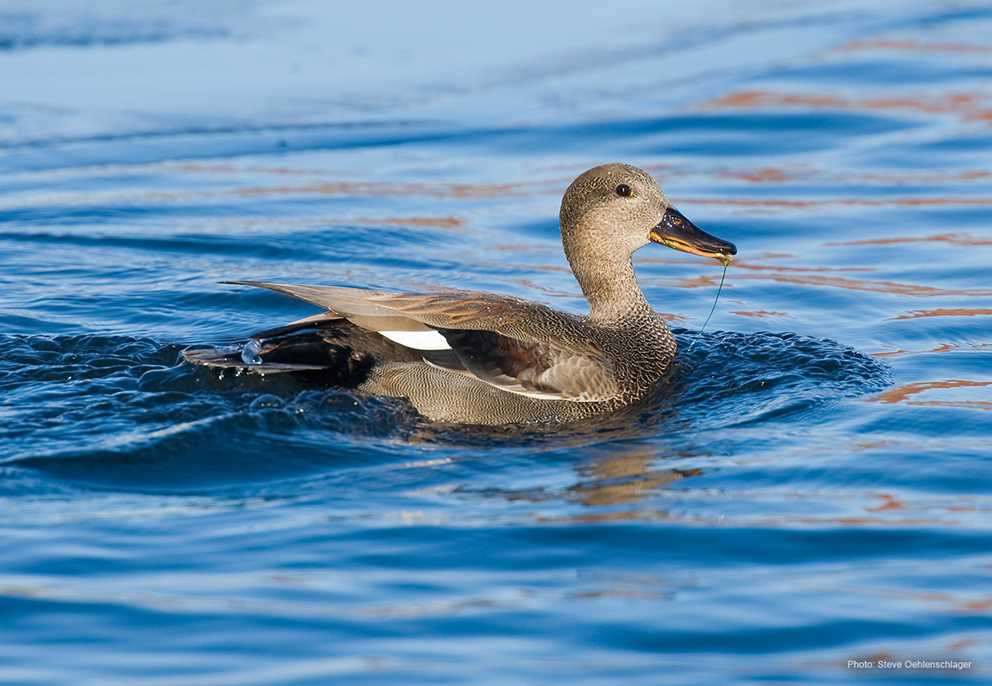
[2,1,991,683]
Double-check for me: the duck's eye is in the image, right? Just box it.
[615,183,632,197]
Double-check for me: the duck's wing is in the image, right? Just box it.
[420,328,619,402]
[225,281,620,402]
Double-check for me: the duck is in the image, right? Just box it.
[183,163,736,425]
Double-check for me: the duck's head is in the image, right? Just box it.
[560,163,736,264]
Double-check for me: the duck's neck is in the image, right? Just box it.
[567,247,651,324]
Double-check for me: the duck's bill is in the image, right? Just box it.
[649,207,737,261]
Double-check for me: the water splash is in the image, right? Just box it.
[240,337,263,365]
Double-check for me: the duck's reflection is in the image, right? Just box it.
[453,443,704,522]
[569,447,701,507]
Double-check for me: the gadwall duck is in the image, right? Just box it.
[184,163,736,425]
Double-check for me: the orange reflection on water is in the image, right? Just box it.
[720,167,795,183]
[182,162,538,194]
[827,233,992,247]
[735,272,992,297]
[874,379,992,408]
[792,515,947,527]
[836,38,992,55]
[683,196,814,208]
[946,638,979,651]
[237,180,526,199]
[717,165,992,185]
[683,196,992,208]
[180,162,331,177]
[871,588,992,615]
[866,494,906,512]
[909,400,992,411]
[351,216,465,229]
[872,343,957,358]
[893,308,992,320]
[873,348,907,358]
[845,169,992,183]
[676,275,719,289]
[732,261,874,274]
[732,310,787,319]
[704,89,986,119]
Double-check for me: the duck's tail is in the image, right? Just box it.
[182,314,420,386]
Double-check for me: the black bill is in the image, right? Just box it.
[648,207,737,261]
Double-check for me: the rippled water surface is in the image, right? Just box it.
[2,1,991,683]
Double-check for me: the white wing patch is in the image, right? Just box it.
[379,330,451,350]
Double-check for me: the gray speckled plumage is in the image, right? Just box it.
[183,163,736,426]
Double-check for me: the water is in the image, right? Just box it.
[2,1,991,683]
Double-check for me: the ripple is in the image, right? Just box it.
[0,328,889,480]
[4,1,992,682]
[0,335,418,487]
